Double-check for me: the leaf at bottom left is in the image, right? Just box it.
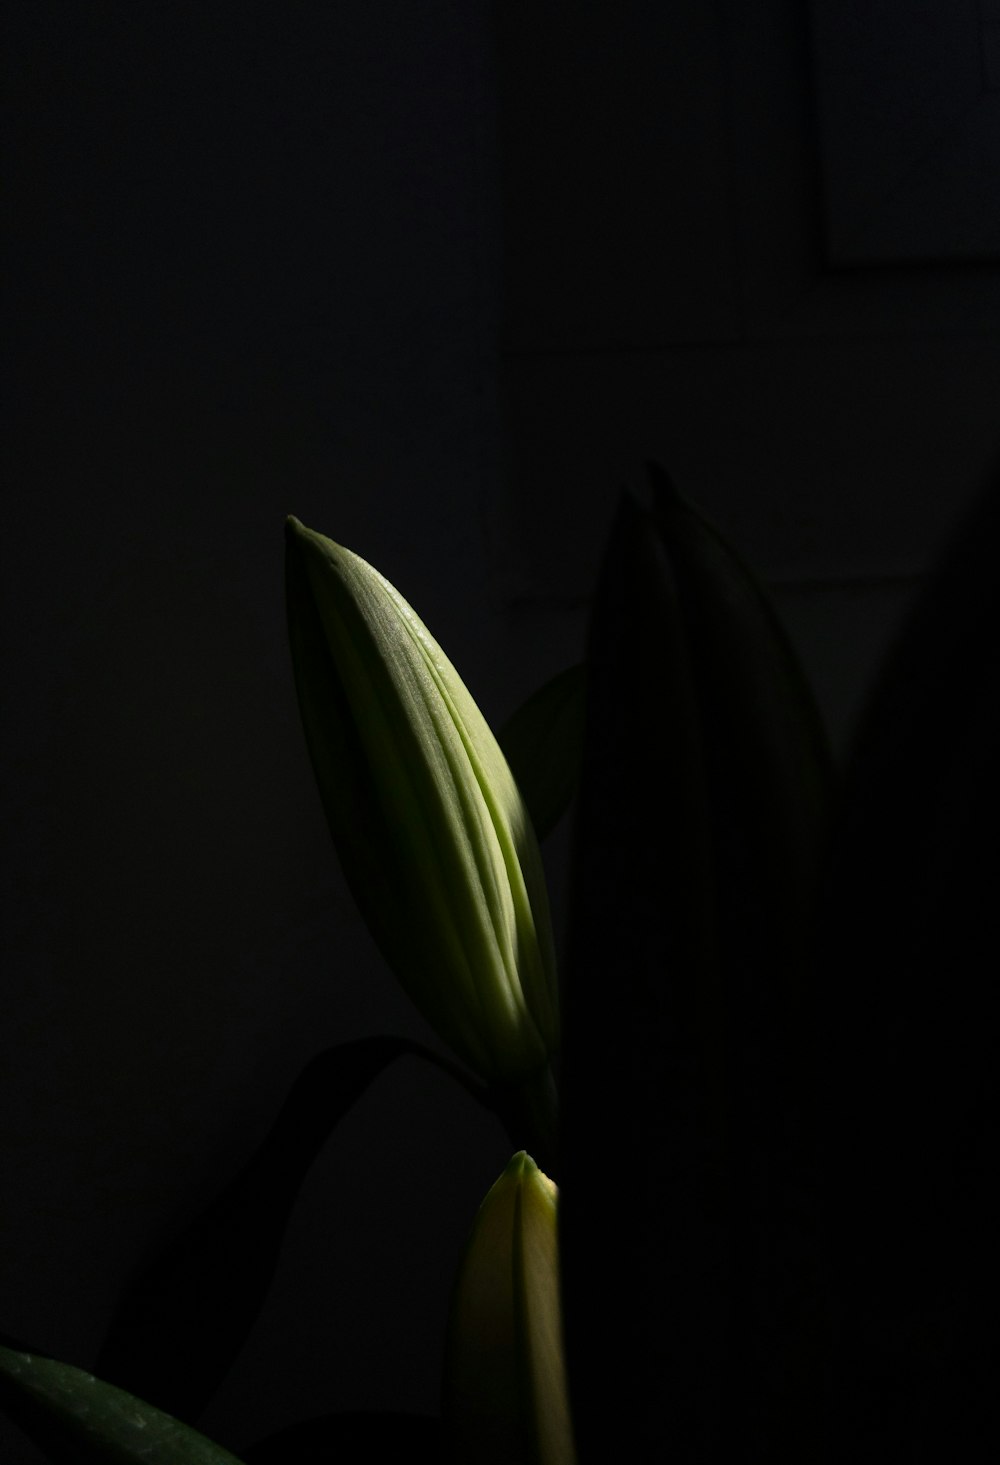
[0,1345,245,1465]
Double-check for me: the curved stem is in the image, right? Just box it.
[396,1039,561,1178]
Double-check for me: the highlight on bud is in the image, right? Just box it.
[284,518,559,1086]
[442,1152,575,1465]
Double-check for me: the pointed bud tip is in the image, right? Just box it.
[504,1149,534,1178]
[501,1150,557,1199]
[284,515,350,563]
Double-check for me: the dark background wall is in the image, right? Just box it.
[3,2,999,1460]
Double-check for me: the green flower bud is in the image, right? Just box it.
[285,518,559,1086]
[442,1152,575,1465]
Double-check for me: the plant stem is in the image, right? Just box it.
[491,1062,560,1179]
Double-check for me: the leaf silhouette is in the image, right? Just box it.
[497,664,587,841]
[562,471,836,1463]
[96,1035,486,1424]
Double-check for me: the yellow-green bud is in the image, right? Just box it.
[285,518,559,1085]
[442,1152,575,1465]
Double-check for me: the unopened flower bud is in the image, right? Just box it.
[285,519,559,1086]
[442,1152,575,1465]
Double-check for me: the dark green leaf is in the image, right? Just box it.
[0,1345,245,1465]
[497,664,587,840]
[96,1036,482,1423]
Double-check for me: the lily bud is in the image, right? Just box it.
[284,518,559,1086]
[442,1152,575,1465]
